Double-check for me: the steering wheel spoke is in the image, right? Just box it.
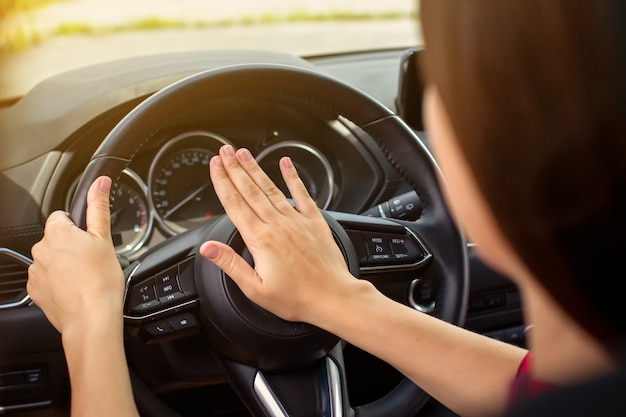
[329,211,433,282]
[122,222,213,342]
[220,343,349,417]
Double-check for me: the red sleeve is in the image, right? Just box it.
[508,352,558,410]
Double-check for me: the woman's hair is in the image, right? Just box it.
[419,0,626,346]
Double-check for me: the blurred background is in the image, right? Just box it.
[0,0,421,98]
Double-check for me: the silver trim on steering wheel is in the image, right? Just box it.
[327,356,343,417]
[253,356,344,417]
[254,371,290,417]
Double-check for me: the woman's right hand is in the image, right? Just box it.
[27,176,126,336]
[199,145,360,325]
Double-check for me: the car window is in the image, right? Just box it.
[0,0,422,98]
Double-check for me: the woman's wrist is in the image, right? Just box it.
[306,274,380,334]
[61,309,124,353]
[61,311,137,417]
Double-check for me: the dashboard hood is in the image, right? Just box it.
[0,50,318,171]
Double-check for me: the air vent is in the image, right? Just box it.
[0,248,32,309]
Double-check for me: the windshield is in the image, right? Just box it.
[1,0,421,98]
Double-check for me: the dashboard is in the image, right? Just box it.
[54,77,412,261]
[0,48,523,417]
[65,128,350,259]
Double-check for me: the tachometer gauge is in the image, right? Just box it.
[66,169,152,257]
[110,170,152,257]
[149,131,231,236]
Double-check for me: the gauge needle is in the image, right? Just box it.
[110,207,124,223]
[163,183,211,219]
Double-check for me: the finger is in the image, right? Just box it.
[199,241,261,295]
[27,245,51,314]
[40,211,79,246]
[85,176,112,239]
[279,156,320,217]
[210,154,262,232]
[26,266,45,306]
[234,148,294,215]
[26,263,41,297]
[218,145,289,220]
[45,210,76,228]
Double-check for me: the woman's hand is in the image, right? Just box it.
[199,145,358,325]
[27,176,125,335]
[200,145,530,417]
[28,175,138,417]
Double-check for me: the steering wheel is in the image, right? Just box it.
[69,63,468,417]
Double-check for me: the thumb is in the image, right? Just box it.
[85,176,112,238]
[199,241,259,291]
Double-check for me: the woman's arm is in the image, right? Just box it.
[60,312,138,417]
[200,145,527,417]
[314,277,527,417]
[27,176,139,417]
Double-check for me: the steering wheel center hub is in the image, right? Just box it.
[194,215,352,370]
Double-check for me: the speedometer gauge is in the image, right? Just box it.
[149,131,231,236]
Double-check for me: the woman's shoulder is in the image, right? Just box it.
[504,365,626,417]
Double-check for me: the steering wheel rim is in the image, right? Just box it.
[70,63,468,417]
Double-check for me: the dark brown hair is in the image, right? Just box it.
[419,0,626,346]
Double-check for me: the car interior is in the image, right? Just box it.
[0,44,526,417]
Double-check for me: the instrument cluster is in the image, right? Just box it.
[67,130,336,258]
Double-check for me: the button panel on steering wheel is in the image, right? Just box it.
[347,228,431,273]
[126,256,197,315]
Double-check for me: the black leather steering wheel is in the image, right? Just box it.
[69,63,468,417]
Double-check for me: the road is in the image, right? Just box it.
[0,0,422,97]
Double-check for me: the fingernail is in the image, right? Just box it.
[281,157,294,169]
[222,145,235,157]
[99,176,112,193]
[202,244,219,260]
[211,155,223,168]
[238,148,252,162]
